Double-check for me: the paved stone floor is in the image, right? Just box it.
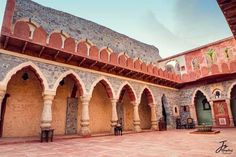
[0,129,236,157]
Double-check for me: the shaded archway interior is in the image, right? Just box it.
[230,85,236,126]
[52,74,82,135]
[117,85,136,131]
[139,89,152,130]
[194,91,212,125]
[1,67,44,137]
[89,81,112,133]
[161,94,168,127]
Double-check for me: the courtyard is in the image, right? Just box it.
[0,129,235,157]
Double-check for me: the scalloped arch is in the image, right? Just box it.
[88,77,115,99]
[0,61,49,91]
[52,70,86,96]
[116,81,137,102]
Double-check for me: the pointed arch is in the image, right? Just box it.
[88,77,114,99]
[52,70,85,96]
[192,88,210,104]
[227,82,236,99]
[0,61,49,91]
[138,86,155,105]
[117,82,137,102]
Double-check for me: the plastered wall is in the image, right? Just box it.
[3,70,43,137]
[89,83,112,133]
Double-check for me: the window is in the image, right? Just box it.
[174,107,178,113]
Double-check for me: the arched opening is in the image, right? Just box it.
[194,91,212,125]
[1,67,44,137]
[117,84,136,131]
[89,80,113,134]
[161,94,169,128]
[230,85,236,126]
[52,74,83,135]
[139,88,152,130]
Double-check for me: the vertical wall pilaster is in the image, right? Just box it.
[209,101,216,126]
[189,104,198,125]
[225,99,235,127]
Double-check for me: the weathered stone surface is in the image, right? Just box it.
[0,53,180,129]
[13,0,161,63]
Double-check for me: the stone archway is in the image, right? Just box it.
[52,74,84,135]
[89,80,114,134]
[117,84,136,131]
[1,67,44,137]
[139,88,153,130]
[194,90,213,125]
[230,85,236,126]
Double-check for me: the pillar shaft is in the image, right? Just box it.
[189,104,198,125]
[40,93,55,129]
[225,99,235,127]
[150,104,158,130]
[110,98,118,133]
[80,96,91,136]
[132,101,141,132]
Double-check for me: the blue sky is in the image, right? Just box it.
[0,0,233,58]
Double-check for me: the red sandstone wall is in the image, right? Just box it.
[184,38,236,72]
[3,70,43,137]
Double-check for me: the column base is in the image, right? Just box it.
[151,121,158,130]
[80,127,91,137]
[111,121,117,134]
[229,119,235,127]
[133,120,141,132]
[40,122,51,129]
[134,125,142,132]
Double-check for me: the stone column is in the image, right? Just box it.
[110,98,118,133]
[40,92,55,129]
[209,101,216,126]
[131,101,141,132]
[225,99,235,127]
[80,96,91,136]
[150,104,158,130]
[189,104,198,125]
[0,89,6,120]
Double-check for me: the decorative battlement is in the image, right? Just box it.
[0,18,181,88]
